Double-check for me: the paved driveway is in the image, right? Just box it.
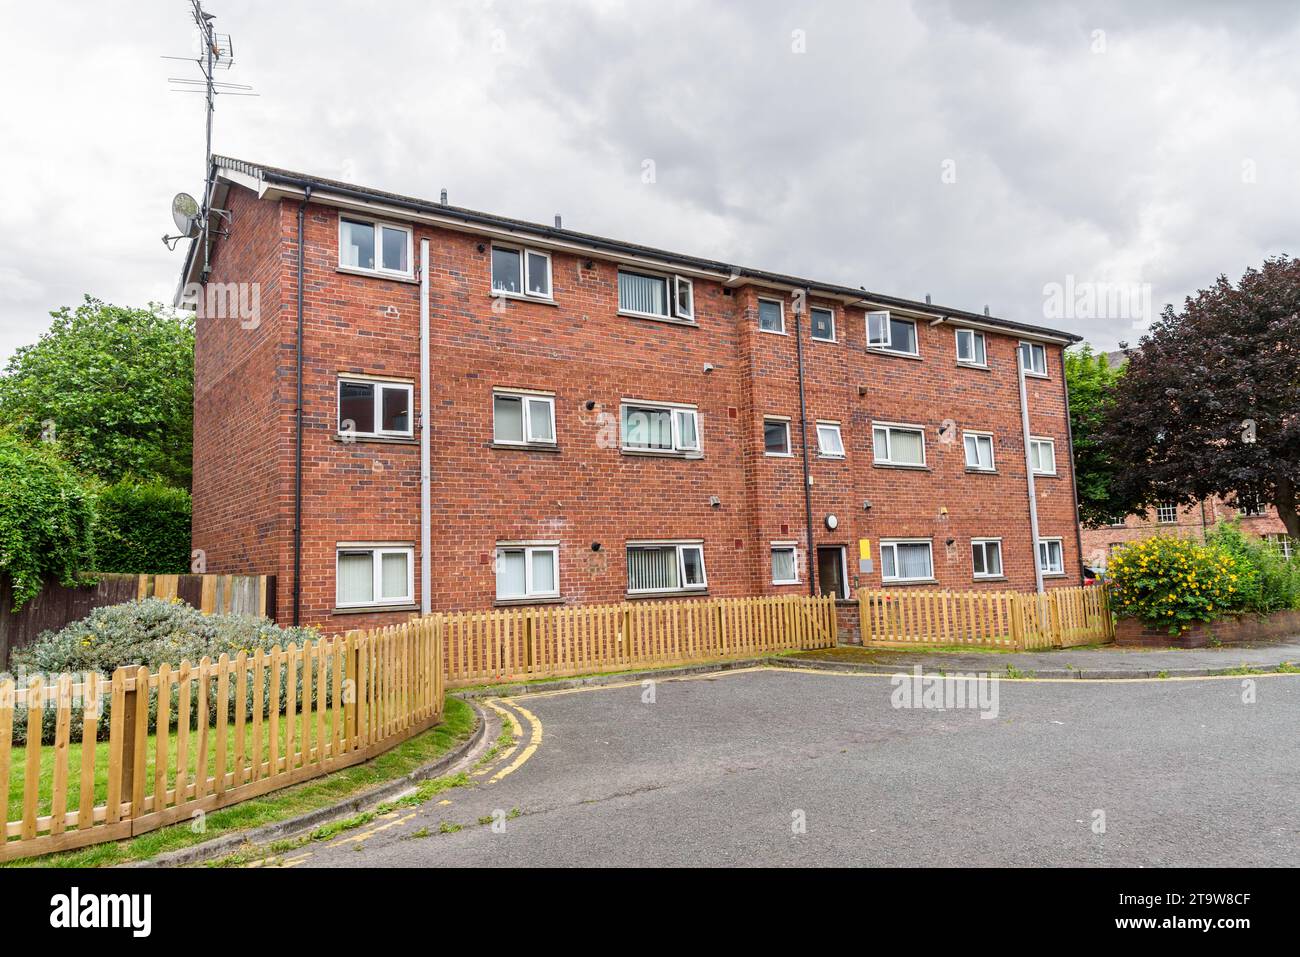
[276,667,1300,867]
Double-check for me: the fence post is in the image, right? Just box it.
[344,632,359,747]
[1010,595,1025,651]
[1049,591,1064,648]
[524,613,535,674]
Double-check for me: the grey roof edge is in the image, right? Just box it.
[204,155,1083,344]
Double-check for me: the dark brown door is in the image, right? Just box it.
[816,547,846,599]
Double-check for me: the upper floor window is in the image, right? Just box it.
[339,217,411,277]
[492,246,552,299]
[336,545,413,608]
[881,539,934,583]
[1029,437,1057,475]
[627,541,707,594]
[495,543,559,601]
[816,421,845,458]
[758,298,785,334]
[764,417,792,456]
[1156,502,1178,524]
[810,306,835,342]
[963,431,995,471]
[618,270,694,322]
[867,311,918,356]
[622,402,700,455]
[1236,495,1266,517]
[955,328,987,366]
[1019,341,1048,377]
[493,390,556,446]
[338,377,413,439]
[872,422,926,467]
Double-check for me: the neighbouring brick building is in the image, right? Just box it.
[184,157,1085,634]
[1081,497,1293,569]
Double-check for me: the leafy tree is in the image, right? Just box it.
[1100,256,1300,538]
[1065,343,1125,527]
[0,297,194,488]
[0,431,96,610]
[92,479,192,574]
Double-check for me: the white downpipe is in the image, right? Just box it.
[1018,357,1045,595]
[419,239,432,616]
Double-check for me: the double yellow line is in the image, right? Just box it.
[479,698,544,784]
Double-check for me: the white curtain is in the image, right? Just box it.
[526,398,553,443]
[380,552,408,600]
[896,543,932,579]
[772,549,796,582]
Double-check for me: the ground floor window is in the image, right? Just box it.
[971,538,1003,579]
[771,544,799,584]
[1263,534,1295,560]
[627,541,707,594]
[495,543,559,601]
[1037,537,1065,576]
[880,539,933,583]
[336,545,414,608]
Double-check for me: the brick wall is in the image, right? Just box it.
[194,185,1083,634]
[1081,498,1291,569]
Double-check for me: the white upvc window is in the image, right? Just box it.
[1156,502,1178,524]
[493,390,556,446]
[971,538,1004,579]
[336,545,414,608]
[880,539,934,583]
[338,216,412,278]
[955,327,987,366]
[1019,341,1048,376]
[771,543,800,585]
[816,421,845,458]
[626,541,707,594]
[491,245,552,299]
[810,306,836,342]
[621,401,701,454]
[1263,534,1294,560]
[618,269,694,322]
[337,376,414,438]
[867,311,918,355]
[1037,537,1065,576]
[963,431,996,471]
[1029,436,1057,475]
[758,298,785,334]
[872,422,926,467]
[764,416,792,456]
[495,543,560,601]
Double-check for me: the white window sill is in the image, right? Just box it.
[1023,371,1050,380]
[333,433,417,445]
[867,347,922,360]
[811,336,837,345]
[965,467,998,474]
[957,362,990,370]
[771,580,801,587]
[973,576,1008,582]
[765,451,794,458]
[336,265,418,284]
[758,327,788,336]
[1032,471,1060,478]
[490,291,558,306]
[619,310,697,327]
[818,454,846,461]
[873,462,930,471]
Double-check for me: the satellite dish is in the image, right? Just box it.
[171,192,202,238]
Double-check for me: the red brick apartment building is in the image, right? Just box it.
[184,157,1084,634]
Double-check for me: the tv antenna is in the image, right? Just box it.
[161,0,257,280]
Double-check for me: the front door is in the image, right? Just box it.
[816,547,846,599]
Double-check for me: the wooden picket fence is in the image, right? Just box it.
[859,585,1113,650]
[0,619,443,863]
[441,594,838,688]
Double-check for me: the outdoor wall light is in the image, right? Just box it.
[825,514,839,530]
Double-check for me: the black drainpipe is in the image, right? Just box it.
[795,294,817,597]
[293,186,313,625]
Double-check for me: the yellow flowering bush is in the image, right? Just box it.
[1107,535,1251,633]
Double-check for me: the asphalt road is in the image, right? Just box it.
[275,667,1300,867]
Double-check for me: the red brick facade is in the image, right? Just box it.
[1081,497,1292,569]
[191,161,1084,634]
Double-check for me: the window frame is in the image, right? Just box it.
[971,538,1004,580]
[626,540,708,595]
[1019,341,1049,377]
[1028,436,1057,475]
[337,376,415,439]
[617,268,695,323]
[871,421,927,468]
[757,297,786,335]
[337,216,414,279]
[335,544,415,609]
[492,389,557,447]
[490,244,553,301]
[809,305,836,343]
[1037,537,1065,577]
[494,542,561,602]
[880,538,935,584]
[867,311,919,356]
[620,400,702,456]
[1156,502,1178,524]
[954,327,987,367]
[963,430,996,472]
[815,421,845,458]
[763,416,793,457]
[770,543,800,585]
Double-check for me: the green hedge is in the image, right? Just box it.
[92,480,191,574]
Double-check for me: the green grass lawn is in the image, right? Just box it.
[3,695,475,867]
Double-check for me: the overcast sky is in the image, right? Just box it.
[1,0,1297,362]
